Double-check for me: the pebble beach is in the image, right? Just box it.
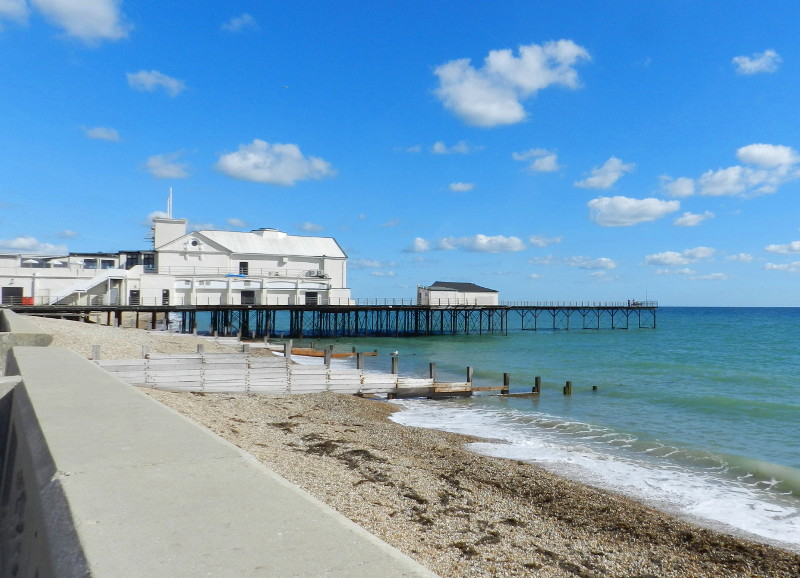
[25,316,800,577]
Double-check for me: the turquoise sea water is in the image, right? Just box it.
[314,307,800,550]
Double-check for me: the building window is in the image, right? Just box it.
[239,262,249,275]
[143,254,155,271]
[84,259,97,270]
[101,259,115,269]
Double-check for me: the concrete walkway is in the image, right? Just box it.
[4,345,436,577]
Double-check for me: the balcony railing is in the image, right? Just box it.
[149,266,330,279]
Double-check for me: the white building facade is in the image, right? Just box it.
[417,281,499,306]
[0,217,352,307]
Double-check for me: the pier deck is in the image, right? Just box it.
[12,301,658,337]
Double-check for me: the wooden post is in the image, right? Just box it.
[592,385,598,392]
[324,348,332,368]
[91,345,100,360]
[391,355,399,374]
[284,340,292,360]
[466,366,473,383]
[197,344,205,354]
[533,376,541,394]
[242,343,251,354]
[142,345,149,358]
[356,352,364,370]
[429,362,436,382]
[563,380,572,395]
[502,372,510,395]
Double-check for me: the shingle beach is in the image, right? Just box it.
[27,316,800,577]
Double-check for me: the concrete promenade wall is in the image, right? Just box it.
[0,311,434,577]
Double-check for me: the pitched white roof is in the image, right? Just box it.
[194,230,346,258]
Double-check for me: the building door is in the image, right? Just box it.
[162,290,170,305]
[305,292,318,305]
[1,287,23,305]
[241,290,256,305]
[129,290,140,306]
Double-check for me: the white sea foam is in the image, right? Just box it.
[389,400,800,551]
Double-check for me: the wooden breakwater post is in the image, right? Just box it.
[391,354,399,375]
[429,362,436,382]
[563,380,572,396]
[324,348,332,368]
[533,376,541,394]
[91,345,101,360]
[197,344,205,354]
[284,339,292,361]
[502,373,510,395]
[356,352,365,370]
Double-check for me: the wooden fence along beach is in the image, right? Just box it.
[94,350,486,398]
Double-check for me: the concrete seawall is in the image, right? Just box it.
[0,310,435,577]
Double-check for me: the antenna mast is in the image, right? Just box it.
[167,187,173,218]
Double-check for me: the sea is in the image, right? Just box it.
[299,307,800,551]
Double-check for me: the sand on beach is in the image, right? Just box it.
[20,316,800,577]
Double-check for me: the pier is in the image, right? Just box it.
[11,301,657,338]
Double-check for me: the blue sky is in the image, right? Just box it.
[1,1,799,306]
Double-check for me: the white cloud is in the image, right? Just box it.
[226,218,247,228]
[432,140,478,154]
[221,12,258,32]
[214,139,336,186]
[399,145,422,153]
[529,255,555,266]
[736,143,799,167]
[0,235,67,253]
[674,211,714,227]
[405,237,430,253]
[31,0,131,41]
[529,235,561,247]
[298,221,323,232]
[513,148,560,172]
[568,256,617,270]
[656,268,695,275]
[575,157,634,189]
[449,182,474,192]
[83,126,120,141]
[765,261,800,273]
[726,253,753,262]
[370,270,396,277]
[0,0,29,24]
[765,240,800,254]
[437,234,525,253]
[732,49,781,75]
[57,229,78,238]
[379,219,400,228]
[350,259,384,269]
[188,222,215,232]
[588,196,679,227]
[669,144,800,198]
[144,211,168,225]
[434,40,590,127]
[661,176,695,198]
[145,152,189,179]
[689,273,730,281]
[645,246,716,266]
[127,70,186,97]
